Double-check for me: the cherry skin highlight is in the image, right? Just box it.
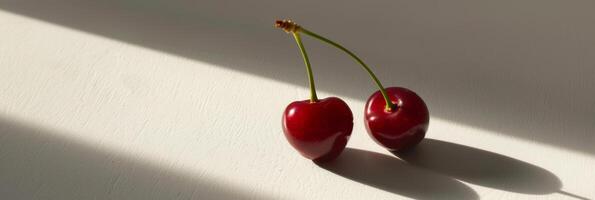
[283,97,353,162]
[365,87,429,152]
[275,20,431,152]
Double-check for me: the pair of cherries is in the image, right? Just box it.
[277,20,430,162]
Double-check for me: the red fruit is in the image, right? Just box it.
[283,97,353,162]
[365,87,429,152]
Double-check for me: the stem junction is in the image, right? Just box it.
[275,19,395,110]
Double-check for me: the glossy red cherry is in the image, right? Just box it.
[365,87,429,152]
[275,20,430,152]
[276,20,430,157]
[276,23,353,162]
[283,97,353,162]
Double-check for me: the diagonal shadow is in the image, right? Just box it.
[394,139,562,194]
[0,0,594,155]
[0,116,272,200]
[316,148,479,200]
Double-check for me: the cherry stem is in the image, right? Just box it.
[298,28,395,110]
[292,32,318,102]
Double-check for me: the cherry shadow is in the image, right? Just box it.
[394,139,561,195]
[316,148,479,200]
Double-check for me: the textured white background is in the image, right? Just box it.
[0,1,594,199]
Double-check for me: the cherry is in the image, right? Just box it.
[283,97,353,162]
[276,19,430,152]
[365,87,429,151]
[277,22,353,162]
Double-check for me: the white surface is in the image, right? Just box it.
[1,1,594,199]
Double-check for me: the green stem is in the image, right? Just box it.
[292,32,318,102]
[299,28,395,110]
